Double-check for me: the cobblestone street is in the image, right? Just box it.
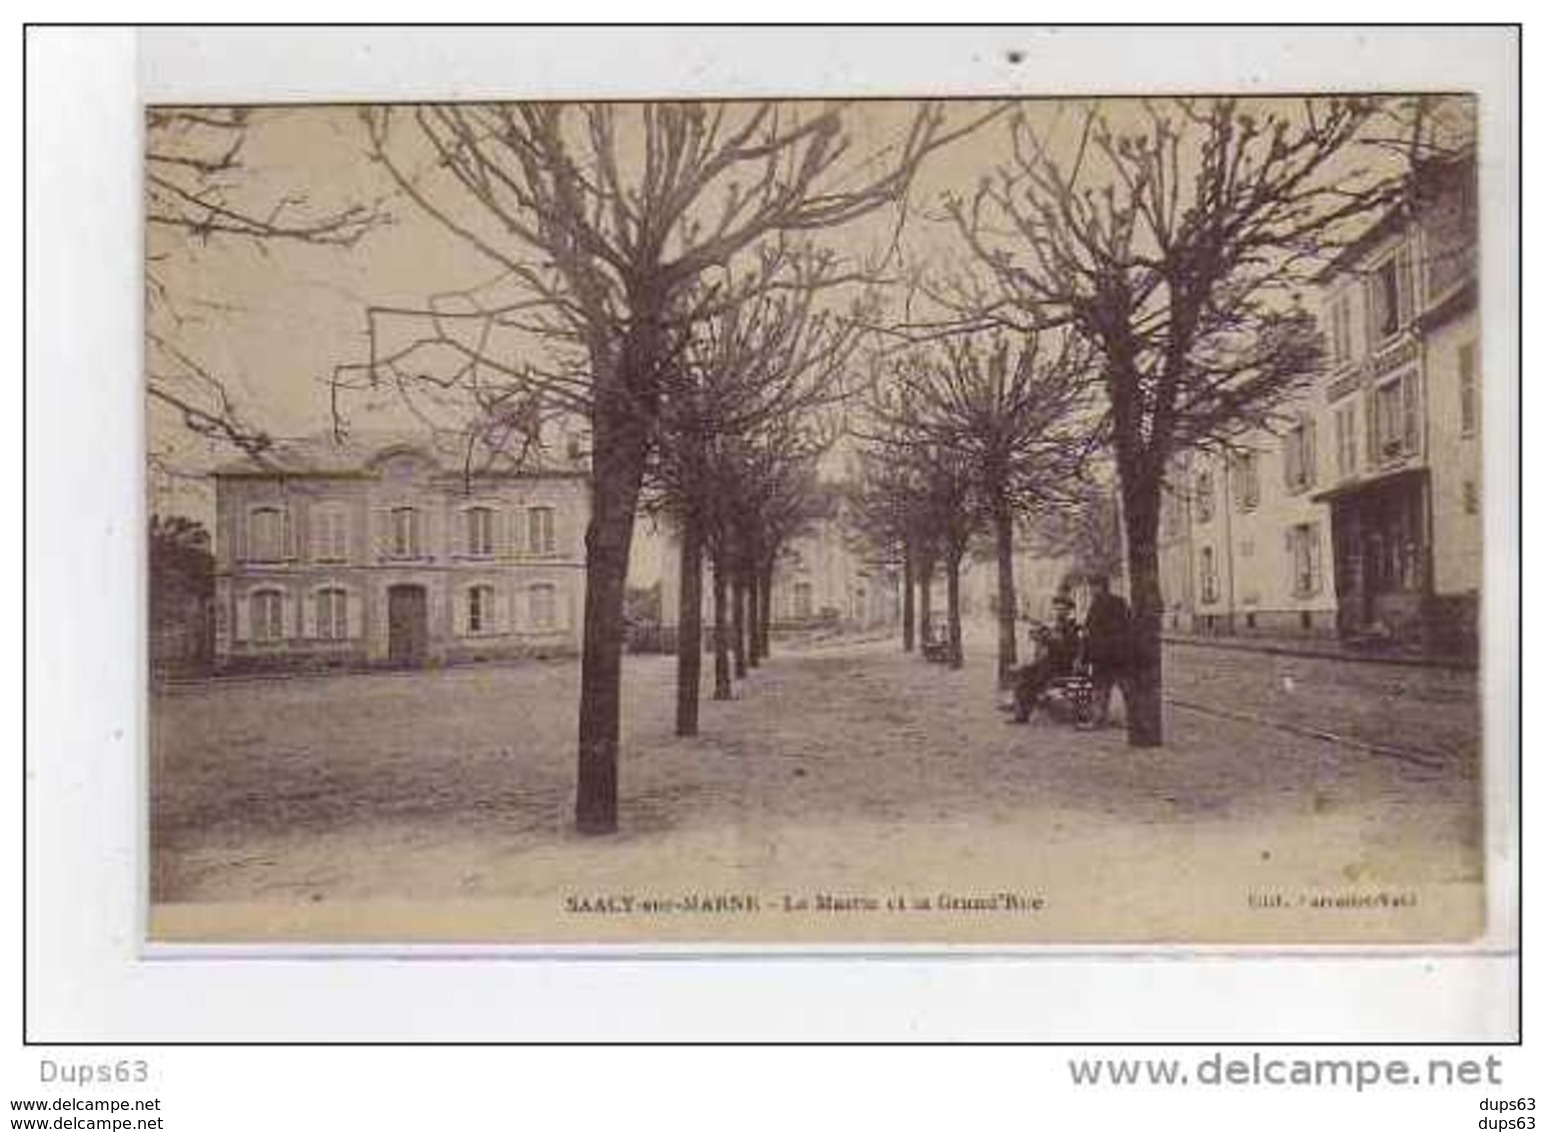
[150,630,1485,944]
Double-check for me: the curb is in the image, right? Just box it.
[1162,635,1476,673]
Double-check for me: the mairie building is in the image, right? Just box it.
[211,433,588,671]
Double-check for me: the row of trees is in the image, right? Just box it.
[151,94,1469,831]
[853,329,1097,685]
[846,96,1454,747]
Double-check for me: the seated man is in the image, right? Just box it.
[1010,596,1080,723]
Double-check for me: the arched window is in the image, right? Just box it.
[316,588,348,640]
[248,506,288,561]
[250,590,285,642]
[465,507,495,557]
[467,585,495,634]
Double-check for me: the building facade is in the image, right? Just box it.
[212,435,589,671]
[1156,156,1479,652]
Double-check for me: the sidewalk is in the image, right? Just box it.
[1162,631,1477,671]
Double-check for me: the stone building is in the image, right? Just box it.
[211,433,588,671]
[1155,154,1480,651]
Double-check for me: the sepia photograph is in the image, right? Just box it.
[142,88,1495,947]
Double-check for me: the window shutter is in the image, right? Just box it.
[510,587,527,632]
[1305,420,1318,487]
[1364,390,1378,468]
[303,592,317,639]
[490,508,505,557]
[1310,524,1323,594]
[1402,371,1420,453]
[234,509,249,563]
[1397,243,1415,327]
[281,508,295,560]
[1363,277,1379,351]
[234,592,250,642]
[373,508,392,561]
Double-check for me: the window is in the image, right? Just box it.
[315,588,348,640]
[1232,451,1260,512]
[250,590,285,642]
[1334,402,1358,479]
[528,507,555,555]
[1372,374,1419,460]
[1459,341,1478,436]
[247,506,289,562]
[1463,480,1480,515]
[1368,244,1413,344]
[1199,547,1219,605]
[467,585,494,634]
[1194,471,1215,523]
[1327,290,1353,366]
[390,507,421,558]
[1288,522,1323,597]
[528,583,557,631]
[1282,419,1317,493]
[313,506,348,562]
[465,507,495,557]
[793,581,814,619]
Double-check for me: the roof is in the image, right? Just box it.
[213,429,588,480]
[1313,152,1477,285]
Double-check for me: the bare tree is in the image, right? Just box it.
[860,376,982,669]
[946,96,1399,745]
[146,107,377,462]
[847,452,923,653]
[359,102,988,831]
[877,330,1095,687]
[649,265,861,734]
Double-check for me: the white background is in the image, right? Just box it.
[13,14,1533,1130]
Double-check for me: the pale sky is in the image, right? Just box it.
[147,95,1424,544]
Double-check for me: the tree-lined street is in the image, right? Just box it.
[150,633,1481,942]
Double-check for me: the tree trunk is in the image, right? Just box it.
[731,571,749,678]
[744,562,761,670]
[917,557,935,652]
[757,556,775,661]
[991,500,1018,689]
[711,554,732,700]
[1121,476,1165,747]
[945,549,964,669]
[901,541,916,652]
[674,514,703,737]
[575,412,648,835]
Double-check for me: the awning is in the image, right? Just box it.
[1310,465,1430,505]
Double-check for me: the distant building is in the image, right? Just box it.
[1157,154,1479,652]
[211,433,588,671]
[656,487,900,633]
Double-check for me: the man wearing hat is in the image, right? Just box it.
[1010,591,1081,723]
[1083,573,1133,728]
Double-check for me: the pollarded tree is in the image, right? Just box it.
[360,101,991,831]
[648,261,861,735]
[947,96,1400,746]
[860,372,982,669]
[878,330,1096,688]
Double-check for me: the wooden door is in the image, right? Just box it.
[387,584,428,666]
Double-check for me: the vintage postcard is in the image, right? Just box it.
[145,90,1495,946]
